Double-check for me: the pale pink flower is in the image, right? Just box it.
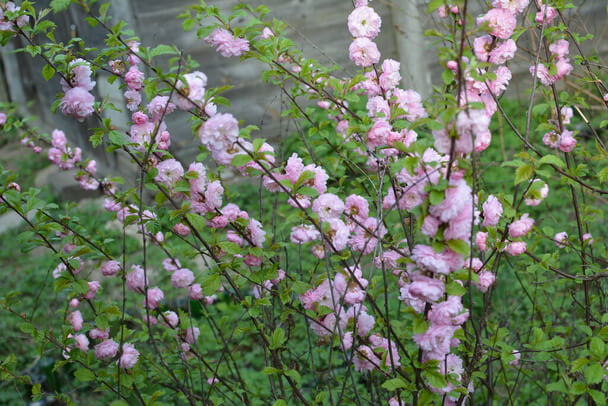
[554,232,568,247]
[366,96,390,119]
[535,5,557,25]
[68,310,83,331]
[508,213,534,238]
[349,37,380,67]
[490,39,516,64]
[171,268,195,288]
[89,328,110,340]
[159,311,179,328]
[400,275,445,304]
[189,283,204,300]
[155,159,184,188]
[312,193,345,221]
[205,28,250,57]
[482,195,503,227]
[558,130,577,152]
[393,88,427,121]
[379,58,401,90]
[124,89,141,111]
[184,326,200,344]
[347,6,381,39]
[147,96,176,121]
[290,224,320,244]
[583,233,594,245]
[61,58,96,92]
[144,287,164,309]
[505,241,527,256]
[473,35,493,62]
[119,343,139,369]
[85,281,100,300]
[95,339,119,359]
[353,345,380,371]
[476,231,489,251]
[73,334,89,352]
[199,113,239,153]
[492,0,530,14]
[125,66,145,90]
[509,350,521,366]
[126,265,146,292]
[477,271,496,293]
[60,87,95,122]
[428,296,469,326]
[477,8,517,40]
[174,71,207,110]
[549,39,569,59]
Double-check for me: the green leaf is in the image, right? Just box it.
[429,190,444,206]
[590,337,605,359]
[74,368,95,382]
[445,280,467,296]
[538,154,565,169]
[270,327,286,350]
[262,366,281,375]
[272,401,287,406]
[447,239,469,256]
[231,154,252,167]
[50,0,71,13]
[42,64,55,81]
[584,363,604,384]
[423,369,447,390]
[381,377,407,391]
[589,390,607,406]
[515,163,534,185]
[150,44,177,58]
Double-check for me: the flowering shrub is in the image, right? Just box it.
[1,0,608,404]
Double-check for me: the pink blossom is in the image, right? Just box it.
[199,113,239,153]
[369,334,400,368]
[366,96,390,119]
[509,350,521,366]
[326,218,350,251]
[172,268,195,288]
[508,213,534,238]
[126,265,146,292]
[94,339,119,359]
[476,231,489,251]
[312,193,345,221]
[345,194,369,221]
[159,311,179,328]
[290,224,320,244]
[69,298,79,308]
[162,258,181,272]
[414,324,459,359]
[477,271,496,293]
[61,58,96,92]
[89,328,110,340]
[542,130,560,148]
[477,8,517,40]
[491,0,530,14]
[144,287,164,309]
[353,345,380,371]
[400,275,445,304]
[205,28,250,57]
[349,37,380,67]
[260,27,274,39]
[535,5,557,25]
[411,245,452,275]
[560,106,573,125]
[524,179,549,206]
[119,343,139,369]
[347,6,381,39]
[185,326,200,344]
[73,334,89,352]
[68,310,83,331]
[428,296,469,326]
[554,232,568,247]
[124,89,141,111]
[429,179,472,222]
[367,119,391,148]
[125,66,144,90]
[174,71,207,110]
[393,88,427,121]
[473,35,493,62]
[549,39,569,59]
[558,130,577,152]
[189,283,204,300]
[490,39,516,64]
[379,58,401,90]
[85,281,100,300]
[147,96,176,121]
[505,241,527,256]
[482,195,503,227]
[155,159,184,188]
[60,87,95,122]
[583,233,594,245]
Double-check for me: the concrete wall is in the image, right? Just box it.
[2,0,607,178]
